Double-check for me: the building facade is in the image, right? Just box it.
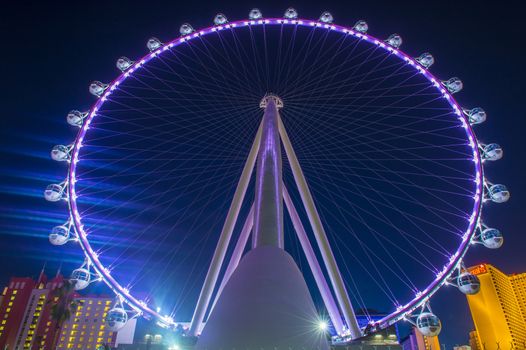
[467,264,526,349]
[400,327,440,350]
[56,296,116,350]
[468,330,481,350]
[13,280,54,350]
[0,272,134,350]
[0,277,37,349]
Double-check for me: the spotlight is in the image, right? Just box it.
[317,320,329,332]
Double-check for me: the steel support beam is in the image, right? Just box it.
[278,117,362,338]
[189,123,263,336]
[252,97,284,248]
[209,204,254,313]
[283,186,345,334]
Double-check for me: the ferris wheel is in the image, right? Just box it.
[45,8,509,342]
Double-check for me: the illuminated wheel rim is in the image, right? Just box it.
[65,18,484,331]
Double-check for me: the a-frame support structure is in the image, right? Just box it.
[189,94,361,339]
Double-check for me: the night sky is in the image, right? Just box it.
[1,1,525,348]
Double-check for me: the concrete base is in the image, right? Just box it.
[196,246,330,350]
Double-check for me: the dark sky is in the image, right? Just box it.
[1,1,525,348]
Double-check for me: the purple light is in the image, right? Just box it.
[66,17,484,332]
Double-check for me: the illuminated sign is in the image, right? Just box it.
[469,264,488,275]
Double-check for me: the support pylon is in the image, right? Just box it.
[210,204,254,313]
[188,122,263,336]
[279,117,362,338]
[252,94,284,248]
[283,186,345,335]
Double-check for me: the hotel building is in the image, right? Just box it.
[0,271,134,350]
[56,296,115,350]
[467,263,526,349]
[0,277,37,349]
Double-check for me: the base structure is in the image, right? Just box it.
[196,246,329,350]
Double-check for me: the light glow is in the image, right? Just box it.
[317,320,329,332]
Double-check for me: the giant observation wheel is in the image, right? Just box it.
[45,8,509,342]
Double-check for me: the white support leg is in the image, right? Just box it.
[278,117,362,339]
[189,124,263,336]
[209,204,254,313]
[283,186,345,335]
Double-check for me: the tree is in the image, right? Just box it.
[48,280,81,350]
